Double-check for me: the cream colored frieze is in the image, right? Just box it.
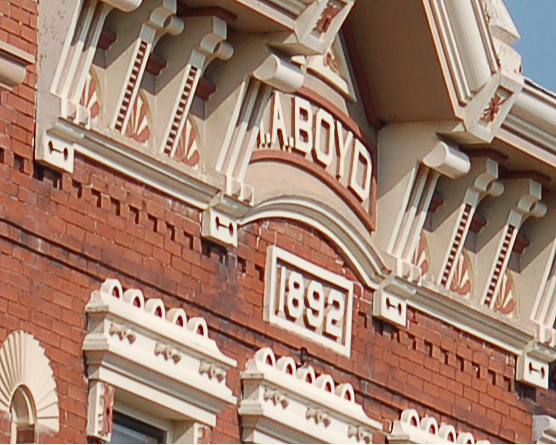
[0,331,60,441]
[372,276,413,328]
[389,409,490,444]
[84,278,237,443]
[0,41,34,91]
[534,415,556,444]
[239,347,382,444]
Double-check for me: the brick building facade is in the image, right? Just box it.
[2,0,556,443]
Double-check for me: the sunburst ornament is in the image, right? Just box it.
[125,91,151,144]
[174,118,200,168]
[0,331,60,433]
[450,250,472,297]
[80,69,100,121]
[413,233,430,279]
[493,271,516,318]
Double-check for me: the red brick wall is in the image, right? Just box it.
[0,137,540,443]
[0,1,547,441]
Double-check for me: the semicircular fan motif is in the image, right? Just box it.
[125,90,151,144]
[493,271,516,318]
[80,69,100,121]
[412,233,430,279]
[450,250,472,297]
[174,117,200,169]
[0,331,59,433]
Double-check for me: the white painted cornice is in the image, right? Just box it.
[389,409,490,444]
[239,347,382,444]
[534,415,556,444]
[386,274,556,362]
[84,278,237,440]
[42,119,252,217]
[0,40,34,91]
[503,80,556,160]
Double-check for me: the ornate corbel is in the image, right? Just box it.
[480,178,546,309]
[389,141,470,270]
[436,156,504,293]
[154,12,234,157]
[103,0,184,134]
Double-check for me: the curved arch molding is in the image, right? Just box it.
[0,331,60,434]
[239,197,387,287]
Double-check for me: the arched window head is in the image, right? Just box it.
[10,386,36,444]
[0,332,59,443]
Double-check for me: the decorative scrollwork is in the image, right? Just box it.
[493,271,516,318]
[348,425,372,444]
[306,407,331,427]
[199,360,226,382]
[263,388,289,408]
[450,250,472,296]
[154,342,181,363]
[108,322,136,343]
[174,118,200,168]
[125,91,151,144]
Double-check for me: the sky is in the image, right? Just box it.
[505,0,556,92]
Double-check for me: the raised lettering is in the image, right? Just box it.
[313,108,335,167]
[349,138,372,202]
[305,281,325,329]
[286,271,304,320]
[293,96,313,154]
[335,121,353,179]
[325,289,344,339]
[271,93,289,147]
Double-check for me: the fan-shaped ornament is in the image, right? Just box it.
[0,331,59,433]
[125,91,151,144]
[174,118,200,168]
[493,272,516,318]
[413,233,430,278]
[450,250,472,297]
[80,69,100,121]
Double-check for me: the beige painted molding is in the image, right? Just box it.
[239,347,382,444]
[0,331,60,435]
[83,278,237,442]
[0,40,34,91]
[389,409,490,444]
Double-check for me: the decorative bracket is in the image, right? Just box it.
[201,208,238,248]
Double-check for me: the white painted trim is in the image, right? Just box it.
[239,347,382,444]
[403,276,556,361]
[0,40,34,91]
[46,120,251,217]
[534,415,556,444]
[239,196,388,287]
[84,279,237,441]
[0,331,60,434]
[389,409,490,444]
[264,246,354,356]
